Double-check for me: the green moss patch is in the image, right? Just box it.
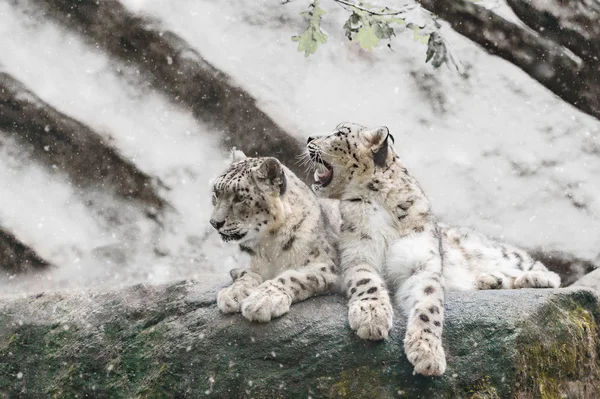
[515,295,600,399]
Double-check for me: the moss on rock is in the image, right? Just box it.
[515,293,600,399]
[0,280,599,398]
[320,366,393,398]
[466,376,500,399]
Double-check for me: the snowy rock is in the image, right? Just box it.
[530,250,598,287]
[573,268,600,293]
[1,277,599,397]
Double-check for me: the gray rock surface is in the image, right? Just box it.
[573,268,600,292]
[1,277,600,398]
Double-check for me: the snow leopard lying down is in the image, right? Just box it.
[210,150,340,322]
[306,122,561,376]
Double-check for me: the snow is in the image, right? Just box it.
[0,135,105,260]
[0,0,599,294]
[0,2,243,294]
[119,0,600,257]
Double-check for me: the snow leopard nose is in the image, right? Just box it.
[307,135,316,144]
[210,219,224,230]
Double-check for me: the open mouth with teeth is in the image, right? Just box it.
[219,231,247,242]
[313,160,333,188]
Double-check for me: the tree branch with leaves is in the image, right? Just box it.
[290,0,459,70]
[288,0,600,121]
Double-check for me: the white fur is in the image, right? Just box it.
[218,270,262,313]
[386,234,438,288]
[307,122,561,377]
[348,293,393,340]
[340,202,392,275]
[241,281,293,322]
[212,156,340,323]
[229,147,247,163]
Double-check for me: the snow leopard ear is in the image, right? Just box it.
[254,158,287,195]
[229,148,247,164]
[361,126,391,167]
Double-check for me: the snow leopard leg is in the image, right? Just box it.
[475,247,561,289]
[337,201,393,340]
[393,235,446,376]
[217,270,263,314]
[241,263,338,322]
[343,264,393,340]
[400,270,446,376]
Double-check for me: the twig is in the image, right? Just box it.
[333,0,417,16]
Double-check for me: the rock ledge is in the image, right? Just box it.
[1,276,599,398]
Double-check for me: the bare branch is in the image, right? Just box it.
[505,0,600,64]
[417,0,600,120]
[333,0,417,16]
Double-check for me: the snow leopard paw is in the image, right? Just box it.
[404,327,446,376]
[515,271,560,289]
[348,294,393,340]
[217,283,254,314]
[241,282,292,323]
[476,272,505,290]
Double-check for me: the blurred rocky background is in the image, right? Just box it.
[1,0,599,296]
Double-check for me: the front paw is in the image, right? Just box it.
[348,296,393,340]
[217,284,254,314]
[241,283,292,323]
[404,328,446,376]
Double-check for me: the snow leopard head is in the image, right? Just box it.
[306,122,394,198]
[210,150,287,244]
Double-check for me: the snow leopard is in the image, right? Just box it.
[210,150,340,323]
[306,122,560,376]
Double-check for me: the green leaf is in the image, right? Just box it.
[354,24,380,50]
[388,16,406,25]
[425,45,434,63]
[410,25,430,44]
[343,12,362,41]
[425,31,448,68]
[358,1,376,9]
[373,20,395,41]
[291,27,327,57]
[291,0,328,57]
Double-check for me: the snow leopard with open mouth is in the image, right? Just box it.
[306,122,560,376]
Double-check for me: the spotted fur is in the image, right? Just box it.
[306,122,560,376]
[210,150,340,322]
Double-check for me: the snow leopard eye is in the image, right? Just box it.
[232,193,246,204]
